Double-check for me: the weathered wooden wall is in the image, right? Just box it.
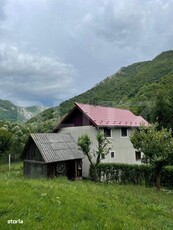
[23,161,47,178]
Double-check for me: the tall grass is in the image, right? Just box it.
[0,162,173,229]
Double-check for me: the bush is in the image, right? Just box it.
[94,163,173,188]
[162,166,173,188]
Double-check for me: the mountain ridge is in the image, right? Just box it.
[0,99,45,122]
[20,50,173,130]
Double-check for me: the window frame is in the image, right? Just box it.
[121,127,128,137]
[103,127,112,138]
[110,151,115,158]
[135,151,141,161]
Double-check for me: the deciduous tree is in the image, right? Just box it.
[151,91,173,131]
[130,125,173,190]
[0,128,13,159]
[78,131,111,181]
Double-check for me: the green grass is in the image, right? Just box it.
[0,162,173,229]
[0,161,22,173]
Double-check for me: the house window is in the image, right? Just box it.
[104,127,112,137]
[121,128,128,137]
[111,151,115,158]
[135,151,141,161]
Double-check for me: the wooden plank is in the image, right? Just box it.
[75,161,77,179]
[23,160,45,164]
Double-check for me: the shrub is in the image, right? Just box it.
[94,163,173,188]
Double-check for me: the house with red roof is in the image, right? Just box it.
[54,102,149,177]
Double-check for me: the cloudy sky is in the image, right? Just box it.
[0,0,173,107]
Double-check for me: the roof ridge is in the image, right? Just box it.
[75,102,149,127]
[28,133,84,163]
[75,102,130,111]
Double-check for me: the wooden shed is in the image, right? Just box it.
[23,133,84,179]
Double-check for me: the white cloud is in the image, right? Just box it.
[0,44,77,106]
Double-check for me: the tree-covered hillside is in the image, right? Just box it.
[27,50,173,132]
[0,99,45,122]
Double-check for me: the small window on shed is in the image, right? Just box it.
[104,127,112,137]
[135,151,141,161]
[121,128,128,137]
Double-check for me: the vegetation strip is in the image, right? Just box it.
[0,162,173,229]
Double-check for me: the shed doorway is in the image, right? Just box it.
[66,160,82,180]
[67,160,75,180]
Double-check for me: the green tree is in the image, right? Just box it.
[130,125,173,190]
[10,123,31,160]
[78,131,111,181]
[0,121,32,161]
[151,92,173,131]
[0,128,13,159]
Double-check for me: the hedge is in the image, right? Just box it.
[91,163,173,188]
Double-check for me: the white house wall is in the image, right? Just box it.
[58,126,141,178]
[101,128,140,164]
[58,126,98,177]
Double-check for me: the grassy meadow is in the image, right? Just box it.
[0,162,173,230]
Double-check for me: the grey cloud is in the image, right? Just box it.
[0,0,5,22]
[96,6,141,46]
[0,0,173,106]
[81,0,173,50]
[0,44,77,105]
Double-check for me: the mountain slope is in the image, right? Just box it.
[27,50,173,131]
[0,99,45,122]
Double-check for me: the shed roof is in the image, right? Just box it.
[29,133,84,163]
[74,102,149,127]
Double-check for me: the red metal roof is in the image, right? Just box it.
[75,102,149,127]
